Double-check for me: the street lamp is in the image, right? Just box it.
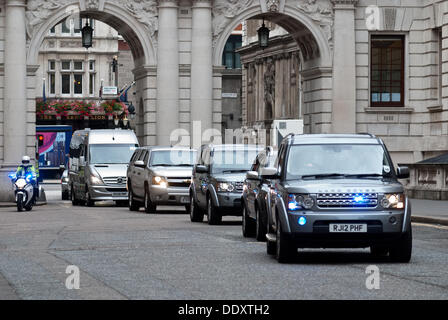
[82,19,93,49]
[128,102,136,120]
[257,19,270,49]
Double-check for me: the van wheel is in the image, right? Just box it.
[85,186,94,207]
[276,217,296,263]
[389,226,412,263]
[190,193,204,222]
[128,188,140,211]
[242,204,255,237]
[207,197,221,225]
[255,207,266,242]
[144,188,156,214]
[71,186,80,206]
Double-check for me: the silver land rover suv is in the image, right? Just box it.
[263,134,412,263]
[127,147,197,213]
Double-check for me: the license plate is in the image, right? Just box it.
[329,224,367,233]
[115,192,127,196]
[180,196,190,204]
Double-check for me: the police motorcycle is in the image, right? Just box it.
[8,171,36,212]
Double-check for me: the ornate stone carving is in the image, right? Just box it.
[264,58,275,120]
[266,0,280,12]
[110,0,158,43]
[25,0,69,39]
[212,0,254,47]
[296,0,334,46]
[86,0,100,10]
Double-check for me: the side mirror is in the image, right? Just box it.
[260,167,279,179]
[195,165,209,174]
[134,160,145,168]
[396,166,410,179]
[246,171,260,180]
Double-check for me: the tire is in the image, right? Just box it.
[276,216,296,263]
[62,191,69,201]
[85,186,94,207]
[189,193,204,222]
[255,206,267,242]
[128,188,140,211]
[267,240,276,255]
[242,204,255,237]
[71,186,80,206]
[16,193,24,212]
[207,197,221,225]
[25,204,33,212]
[144,187,156,214]
[389,227,412,263]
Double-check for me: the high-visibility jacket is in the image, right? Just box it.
[15,165,37,181]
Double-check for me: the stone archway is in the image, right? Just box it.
[211,0,334,135]
[24,0,158,148]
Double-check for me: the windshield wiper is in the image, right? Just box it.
[301,173,346,179]
[221,169,248,173]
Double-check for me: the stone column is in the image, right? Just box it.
[3,0,27,164]
[331,0,358,133]
[156,0,179,145]
[191,0,213,146]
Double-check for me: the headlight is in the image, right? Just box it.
[152,176,167,188]
[217,182,234,192]
[15,179,27,189]
[90,175,103,185]
[288,194,315,211]
[381,193,405,209]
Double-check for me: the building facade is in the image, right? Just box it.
[1,0,448,200]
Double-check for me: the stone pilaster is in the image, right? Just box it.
[3,0,27,164]
[191,0,213,147]
[331,0,358,133]
[156,0,180,145]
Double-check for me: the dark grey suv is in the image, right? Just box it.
[189,144,263,225]
[263,134,412,263]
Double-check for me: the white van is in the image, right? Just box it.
[69,129,139,206]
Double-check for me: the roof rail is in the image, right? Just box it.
[357,132,376,138]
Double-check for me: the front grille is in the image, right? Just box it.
[316,193,378,209]
[234,182,244,192]
[167,177,191,188]
[103,176,127,185]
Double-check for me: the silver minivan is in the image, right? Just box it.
[69,129,139,206]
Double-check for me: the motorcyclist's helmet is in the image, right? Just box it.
[21,156,31,165]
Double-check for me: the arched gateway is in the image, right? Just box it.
[1,0,358,166]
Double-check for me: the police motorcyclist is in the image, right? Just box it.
[15,156,38,204]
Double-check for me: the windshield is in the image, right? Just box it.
[89,144,138,164]
[286,144,392,179]
[150,150,197,166]
[211,149,260,174]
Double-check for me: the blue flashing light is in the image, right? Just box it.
[8,172,16,180]
[298,216,307,226]
[354,195,365,203]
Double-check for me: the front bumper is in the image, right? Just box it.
[285,210,406,248]
[215,192,243,215]
[149,185,190,206]
[90,185,128,201]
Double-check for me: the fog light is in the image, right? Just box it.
[298,216,307,226]
[389,216,397,224]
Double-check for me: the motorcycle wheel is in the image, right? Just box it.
[25,204,33,211]
[17,194,24,212]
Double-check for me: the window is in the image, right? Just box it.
[49,25,56,35]
[222,35,242,69]
[61,60,71,71]
[73,74,83,95]
[89,73,95,95]
[89,60,95,71]
[48,60,55,71]
[74,61,83,71]
[49,73,56,95]
[61,74,71,94]
[61,18,71,34]
[438,28,443,103]
[73,18,82,34]
[371,35,405,107]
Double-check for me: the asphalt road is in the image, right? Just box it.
[0,184,447,300]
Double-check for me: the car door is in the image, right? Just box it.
[258,153,273,228]
[197,147,210,208]
[134,150,147,198]
[246,156,261,219]
[129,150,141,194]
[193,146,206,207]
[269,144,286,232]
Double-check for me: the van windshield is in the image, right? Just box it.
[89,144,138,164]
[286,144,393,180]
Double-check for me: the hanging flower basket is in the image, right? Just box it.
[100,100,128,117]
[35,99,101,118]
